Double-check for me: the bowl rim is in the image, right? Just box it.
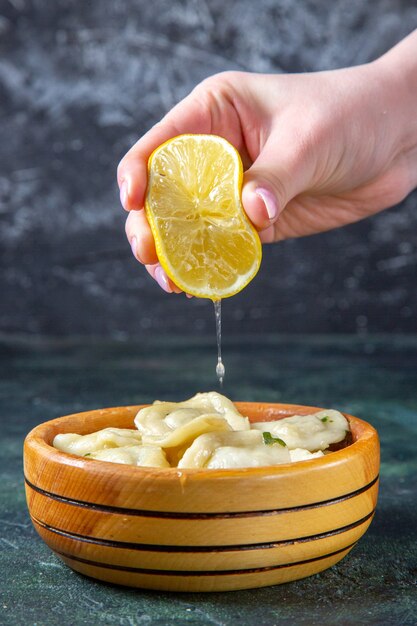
[24,401,378,479]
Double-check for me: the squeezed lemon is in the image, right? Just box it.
[145,134,262,299]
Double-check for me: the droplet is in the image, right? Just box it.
[213,299,225,387]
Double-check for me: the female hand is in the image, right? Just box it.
[118,30,417,293]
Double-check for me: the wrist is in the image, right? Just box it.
[373,30,417,189]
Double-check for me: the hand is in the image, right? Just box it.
[117,30,417,293]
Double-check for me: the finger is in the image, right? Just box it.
[125,210,157,265]
[117,91,213,212]
[145,263,182,294]
[258,225,276,243]
[241,135,313,233]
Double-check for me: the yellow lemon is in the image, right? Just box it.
[145,134,262,299]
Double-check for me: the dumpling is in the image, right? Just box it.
[135,392,249,437]
[134,392,249,449]
[289,448,325,462]
[53,427,142,457]
[52,396,349,470]
[87,444,170,468]
[252,410,349,451]
[178,430,291,469]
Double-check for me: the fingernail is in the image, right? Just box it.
[120,180,129,211]
[130,236,138,259]
[155,266,173,293]
[130,236,144,263]
[255,187,278,221]
[186,293,193,299]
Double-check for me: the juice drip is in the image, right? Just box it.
[213,299,225,387]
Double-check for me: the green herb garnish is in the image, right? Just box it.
[262,432,287,447]
[320,415,329,423]
[84,453,92,457]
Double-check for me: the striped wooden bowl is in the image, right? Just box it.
[24,403,379,592]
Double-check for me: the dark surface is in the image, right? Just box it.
[1,334,416,626]
[1,1,417,337]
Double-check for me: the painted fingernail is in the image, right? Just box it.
[120,180,129,211]
[255,187,278,221]
[155,266,173,293]
[130,236,138,259]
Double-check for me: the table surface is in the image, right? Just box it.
[1,334,416,626]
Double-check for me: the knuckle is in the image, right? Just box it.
[124,211,136,237]
[124,216,131,238]
[268,173,288,207]
[192,71,239,100]
[188,72,244,132]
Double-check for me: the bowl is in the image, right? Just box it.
[24,402,379,592]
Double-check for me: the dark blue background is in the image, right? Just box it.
[1,0,417,337]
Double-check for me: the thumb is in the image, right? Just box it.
[241,138,311,238]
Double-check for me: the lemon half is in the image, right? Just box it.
[145,134,262,299]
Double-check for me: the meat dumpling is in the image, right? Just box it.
[53,428,142,457]
[87,444,170,467]
[134,391,249,448]
[178,430,291,469]
[289,448,325,462]
[251,410,349,451]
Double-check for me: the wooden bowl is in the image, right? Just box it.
[24,403,379,592]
